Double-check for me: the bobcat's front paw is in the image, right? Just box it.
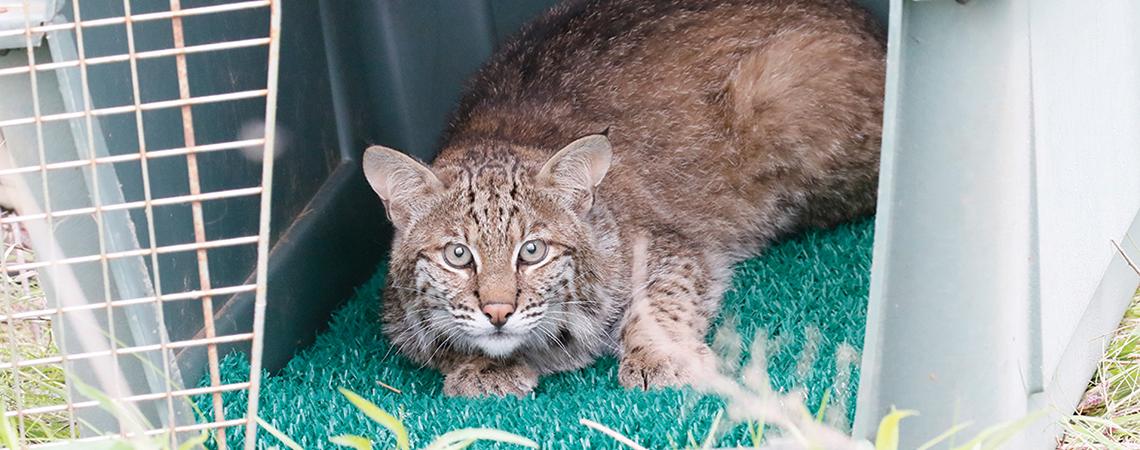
[442,359,538,397]
[619,350,697,390]
[619,344,714,390]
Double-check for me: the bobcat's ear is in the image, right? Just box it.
[363,146,443,229]
[537,134,612,216]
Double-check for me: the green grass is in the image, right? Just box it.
[0,325,70,442]
[1,219,71,443]
[1061,288,1140,448]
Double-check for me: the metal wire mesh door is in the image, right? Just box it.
[0,0,281,448]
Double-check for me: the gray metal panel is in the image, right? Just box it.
[1024,0,1140,446]
[1030,213,1140,446]
[1028,0,1140,384]
[854,0,1039,445]
[854,0,1140,447]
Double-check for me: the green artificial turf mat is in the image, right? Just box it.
[198,218,874,449]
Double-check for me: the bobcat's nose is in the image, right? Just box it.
[482,303,515,328]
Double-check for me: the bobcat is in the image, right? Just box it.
[363,0,885,397]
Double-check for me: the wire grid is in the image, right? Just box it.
[0,0,280,449]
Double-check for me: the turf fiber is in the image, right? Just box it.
[198,218,873,449]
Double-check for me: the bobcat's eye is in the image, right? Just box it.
[518,239,548,265]
[443,243,473,268]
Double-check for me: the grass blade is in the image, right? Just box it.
[915,422,971,450]
[875,407,918,450]
[338,388,410,450]
[815,391,831,423]
[441,438,476,450]
[51,440,136,450]
[0,413,18,449]
[699,410,723,450]
[580,418,648,450]
[258,416,305,450]
[72,380,152,437]
[950,410,1045,450]
[746,420,765,448]
[977,410,1047,450]
[1065,417,1126,448]
[176,431,211,450]
[330,434,374,450]
[423,428,538,450]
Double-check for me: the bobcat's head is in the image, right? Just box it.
[364,135,620,369]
